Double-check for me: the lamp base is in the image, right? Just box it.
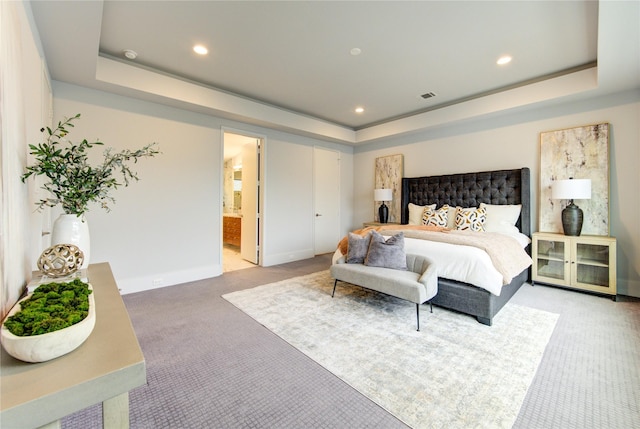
[561,202,583,236]
[378,203,389,224]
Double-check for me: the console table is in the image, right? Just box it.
[0,263,146,429]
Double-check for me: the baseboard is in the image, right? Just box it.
[115,264,222,294]
[261,249,315,267]
[619,278,640,298]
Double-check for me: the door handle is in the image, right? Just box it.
[315,213,322,217]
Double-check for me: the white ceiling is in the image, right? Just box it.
[29,1,639,145]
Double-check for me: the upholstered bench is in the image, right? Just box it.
[330,254,438,331]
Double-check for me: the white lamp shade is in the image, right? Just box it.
[551,179,591,200]
[374,188,393,202]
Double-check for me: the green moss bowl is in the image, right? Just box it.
[1,285,95,363]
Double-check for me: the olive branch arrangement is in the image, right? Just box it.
[22,114,159,216]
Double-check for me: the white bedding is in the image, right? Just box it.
[332,232,531,296]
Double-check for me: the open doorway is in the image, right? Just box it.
[222,131,263,272]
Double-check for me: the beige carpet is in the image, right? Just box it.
[223,270,559,429]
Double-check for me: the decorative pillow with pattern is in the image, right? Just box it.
[422,204,450,227]
[364,230,407,270]
[346,232,372,263]
[455,206,487,232]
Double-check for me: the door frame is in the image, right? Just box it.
[221,127,266,269]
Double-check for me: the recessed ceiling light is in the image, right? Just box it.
[497,55,512,65]
[355,107,364,113]
[350,48,362,56]
[123,49,137,60]
[193,45,208,55]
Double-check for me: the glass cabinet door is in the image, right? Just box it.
[534,237,570,285]
[574,242,613,290]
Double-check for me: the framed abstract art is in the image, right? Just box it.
[539,123,610,236]
[374,154,403,223]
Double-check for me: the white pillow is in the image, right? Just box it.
[446,206,457,229]
[408,203,436,225]
[479,203,522,234]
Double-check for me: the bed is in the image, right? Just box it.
[399,167,531,325]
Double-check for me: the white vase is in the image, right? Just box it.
[51,214,90,268]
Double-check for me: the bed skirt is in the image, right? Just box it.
[432,269,529,326]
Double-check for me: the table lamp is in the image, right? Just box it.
[551,178,591,236]
[374,188,393,223]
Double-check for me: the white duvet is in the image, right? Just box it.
[333,232,530,296]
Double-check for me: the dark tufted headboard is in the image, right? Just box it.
[401,168,531,237]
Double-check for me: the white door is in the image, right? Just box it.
[240,140,259,264]
[314,147,341,254]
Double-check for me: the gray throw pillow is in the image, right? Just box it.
[346,232,372,264]
[364,231,407,270]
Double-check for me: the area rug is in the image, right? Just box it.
[223,270,559,429]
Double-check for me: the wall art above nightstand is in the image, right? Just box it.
[374,154,403,223]
[539,123,609,236]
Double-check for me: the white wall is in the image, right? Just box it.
[353,91,640,297]
[53,83,221,293]
[51,82,355,294]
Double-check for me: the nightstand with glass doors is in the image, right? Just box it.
[532,232,616,300]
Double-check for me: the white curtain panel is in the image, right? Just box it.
[0,1,39,318]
